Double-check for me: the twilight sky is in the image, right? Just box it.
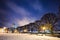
[0,0,60,27]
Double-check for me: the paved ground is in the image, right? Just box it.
[0,33,60,40]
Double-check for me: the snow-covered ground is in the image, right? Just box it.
[0,33,60,40]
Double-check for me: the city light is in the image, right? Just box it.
[42,27,46,30]
[0,27,6,33]
[24,29,27,32]
[3,27,7,29]
[14,29,18,33]
[0,28,4,33]
[3,27,8,33]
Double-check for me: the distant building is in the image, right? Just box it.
[17,22,40,33]
[0,27,8,33]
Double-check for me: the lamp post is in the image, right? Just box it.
[3,27,7,33]
[42,27,46,36]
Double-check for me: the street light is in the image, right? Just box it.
[42,27,46,36]
[24,29,27,32]
[3,27,7,33]
[43,27,46,30]
[3,27,7,29]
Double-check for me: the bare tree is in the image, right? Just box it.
[41,13,58,34]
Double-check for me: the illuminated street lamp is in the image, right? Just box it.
[3,27,8,33]
[43,27,46,30]
[24,29,27,32]
[14,29,18,33]
[42,26,46,36]
[3,27,7,29]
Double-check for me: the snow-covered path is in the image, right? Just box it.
[0,33,60,40]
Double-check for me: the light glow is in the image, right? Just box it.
[3,27,7,29]
[43,27,46,30]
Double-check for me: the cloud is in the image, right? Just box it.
[16,17,35,26]
[0,0,42,27]
[6,2,36,26]
[7,2,30,17]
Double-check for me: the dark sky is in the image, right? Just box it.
[0,0,60,27]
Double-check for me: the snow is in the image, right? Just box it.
[0,33,60,40]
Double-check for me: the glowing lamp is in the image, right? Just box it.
[3,27,7,29]
[43,27,46,30]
